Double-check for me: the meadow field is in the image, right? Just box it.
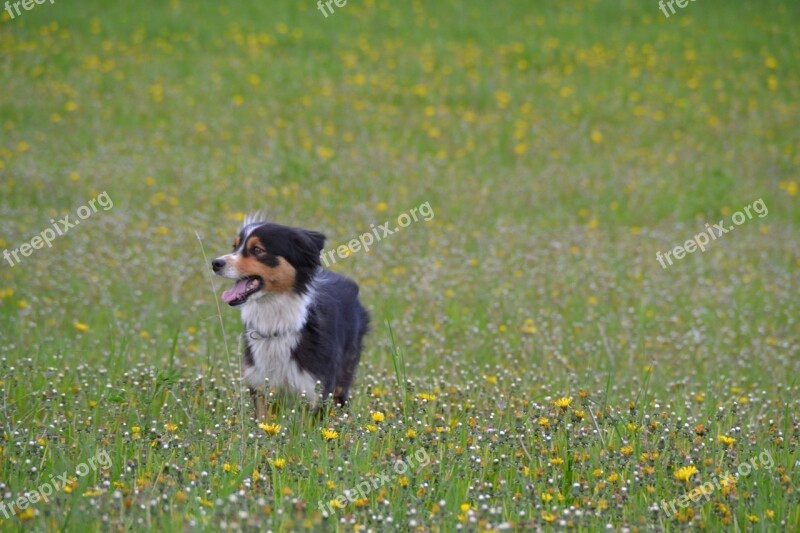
[1,0,799,530]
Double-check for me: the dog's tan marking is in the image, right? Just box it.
[230,246,297,294]
[233,236,241,249]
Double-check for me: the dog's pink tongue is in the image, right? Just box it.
[222,279,249,303]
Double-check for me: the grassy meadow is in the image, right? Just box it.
[1,0,799,530]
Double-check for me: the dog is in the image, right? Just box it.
[211,216,369,420]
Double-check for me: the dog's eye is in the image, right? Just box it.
[252,247,265,255]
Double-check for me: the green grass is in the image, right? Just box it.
[1,0,799,530]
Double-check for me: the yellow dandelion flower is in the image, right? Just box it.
[590,130,603,143]
[417,393,437,401]
[321,428,339,441]
[375,202,389,213]
[538,418,550,429]
[371,412,385,423]
[718,435,736,447]
[164,423,178,432]
[316,146,334,160]
[406,429,416,439]
[73,322,89,333]
[674,465,698,482]
[270,458,286,469]
[364,424,377,433]
[259,423,281,435]
[553,397,572,410]
[329,498,346,509]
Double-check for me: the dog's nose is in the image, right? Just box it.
[211,258,225,272]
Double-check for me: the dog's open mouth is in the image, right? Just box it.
[221,276,263,306]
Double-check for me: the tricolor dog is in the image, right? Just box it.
[212,216,369,419]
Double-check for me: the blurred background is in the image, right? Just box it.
[0,0,798,530]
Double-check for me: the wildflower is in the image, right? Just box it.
[316,146,334,160]
[538,418,550,430]
[674,465,698,482]
[270,458,286,469]
[73,322,90,332]
[406,429,417,439]
[329,498,346,510]
[718,435,736,447]
[553,397,572,410]
[364,424,378,433]
[417,393,437,401]
[371,412,385,423]
[259,423,281,436]
[321,428,339,441]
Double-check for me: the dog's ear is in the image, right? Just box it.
[291,229,326,269]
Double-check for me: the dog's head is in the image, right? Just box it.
[211,218,325,306]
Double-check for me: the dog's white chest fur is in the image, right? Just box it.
[239,292,318,398]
